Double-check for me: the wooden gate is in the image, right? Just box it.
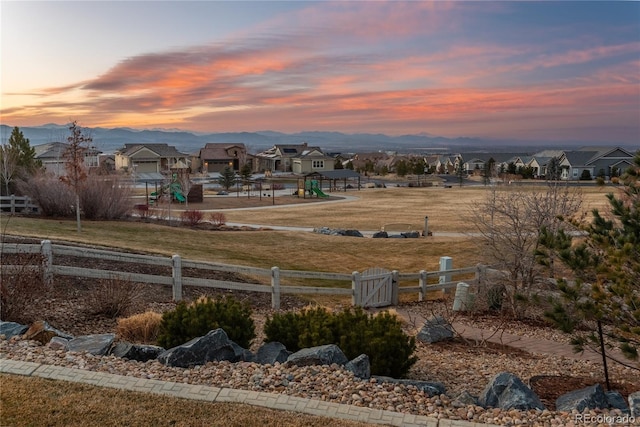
[354,267,395,308]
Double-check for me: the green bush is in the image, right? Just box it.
[264,306,416,378]
[157,296,255,349]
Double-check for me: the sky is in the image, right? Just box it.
[1,1,639,145]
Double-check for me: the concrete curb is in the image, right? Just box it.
[1,358,496,427]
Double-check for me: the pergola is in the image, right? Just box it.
[303,170,362,193]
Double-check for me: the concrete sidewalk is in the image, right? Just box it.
[0,358,494,427]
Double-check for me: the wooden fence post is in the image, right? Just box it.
[10,195,16,214]
[391,270,399,305]
[271,266,280,309]
[172,254,182,301]
[418,270,427,301]
[40,240,53,287]
[351,271,360,306]
[475,264,486,286]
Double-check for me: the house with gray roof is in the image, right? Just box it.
[34,142,101,176]
[255,143,317,173]
[559,147,635,180]
[114,143,190,174]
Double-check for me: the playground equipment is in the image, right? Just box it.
[303,179,329,198]
[150,181,186,204]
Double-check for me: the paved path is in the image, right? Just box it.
[0,358,493,427]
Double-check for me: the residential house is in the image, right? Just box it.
[291,147,335,174]
[197,143,248,173]
[560,147,636,180]
[255,143,313,173]
[33,142,101,176]
[114,143,190,174]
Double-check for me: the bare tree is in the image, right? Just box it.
[0,144,19,196]
[469,182,582,317]
[60,121,92,232]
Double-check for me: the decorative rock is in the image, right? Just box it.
[373,376,446,397]
[605,390,629,413]
[479,372,545,411]
[0,321,28,339]
[23,321,73,345]
[343,229,364,237]
[231,341,255,362]
[401,231,421,238]
[286,344,348,367]
[556,384,608,412]
[629,391,640,417]
[372,231,388,238]
[47,336,70,351]
[110,342,165,362]
[255,342,291,365]
[67,334,116,356]
[158,328,246,368]
[417,315,453,343]
[345,354,371,379]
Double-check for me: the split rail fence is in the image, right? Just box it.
[1,240,487,309]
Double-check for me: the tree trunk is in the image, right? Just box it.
[75,193,82,233]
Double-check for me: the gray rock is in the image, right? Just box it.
[629,391,640,417]
[345,354,370,379]
[556,384,608,412]
[255,342,291,365]
[286,344,348,367]
[344,229,364,237]
[479,372,545,411]
[110,342,165,362]
[67,334,116,356]
[373,376,446,397]
[417,315,453,343]
[372,231,388,238]
[231,341,254,362]
[401,231,421,238]
[0,321,28,339]
[158,328,246,368]
[606,390,629,413]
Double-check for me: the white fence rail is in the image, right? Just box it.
[1,240,485,309]
[0,195,39,214]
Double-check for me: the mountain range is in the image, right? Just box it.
[0,124,629,155]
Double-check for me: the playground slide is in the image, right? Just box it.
[312,187,329,198]
[173,191,186,203]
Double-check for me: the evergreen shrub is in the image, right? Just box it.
[264,306,416,378]
[157,296,255,349]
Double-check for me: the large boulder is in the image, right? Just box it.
[629,391,640,417]
[0,321,28,339]
[68,334,116,356]
[417,315,453,343]
[606,390,629,413]
[372,231,388,239]
[157,328,245,368]
[555,384,608,413]
[23,321,73,345]
[111,342,165,362]
[255,342,291,365]
[401,231,421,238]
[286,344,348,367]
[479,372,545,411]
[345,354,370,379]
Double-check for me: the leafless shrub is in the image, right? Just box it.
[80,175,132,220]
[116,311,162,344]
[0,252,47,324]
[209,212,226,226]
[468,182,582,317]
[180,210,204,226]
[16,172,75,217]
[85,276,143,318]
